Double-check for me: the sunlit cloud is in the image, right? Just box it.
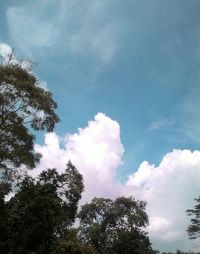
[33,113,125,202]
[33,113,200,252]
[127,149,200,251]
[0,42,12,62]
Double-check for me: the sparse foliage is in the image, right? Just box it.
[0,62,59,178]
[187,196,200,239]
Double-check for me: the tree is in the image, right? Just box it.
[0,62,59,178]
[187,196,200,239]
[50,230,97,254]
[0,162,84,254]
[78,196,156,254]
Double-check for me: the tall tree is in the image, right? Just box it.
[187,196,200,239]
[78,196,156,254]
[0,62,59,177]
[0,162,84,254]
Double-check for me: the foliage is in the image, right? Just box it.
[50,230,97,254]
[187,196,200,239]
[0,62,59,177]
[78,196,156,254]
[0,162,83,254]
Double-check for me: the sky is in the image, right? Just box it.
[1,0,200,252]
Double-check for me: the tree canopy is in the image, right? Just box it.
[0,62,59,177]
[78,196,156,254]
[0,162,84,254]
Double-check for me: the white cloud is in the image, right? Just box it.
[148,216,181,242]
[127,160,154,187]
[38,81,48,90]
[33,113,125,202]
[127,149,200,251]
[33,113,200,252]
[0,42,12,63]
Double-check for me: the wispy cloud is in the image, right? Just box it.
[148,118,175,131]
[6,0,119,66]
[7,2,64,49]
[177,83,200,143]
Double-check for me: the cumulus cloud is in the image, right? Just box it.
[127,149,200,251]
[33,113,125,202]
[33,113,200,252]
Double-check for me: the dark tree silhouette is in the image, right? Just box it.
[187,196,200,239]
[78,196,156,254]
[0,62,59,178]
[0,162,84,254]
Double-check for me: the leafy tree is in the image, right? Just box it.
[50,230,97,254]
[78,196,156,254]
[0,162,83,254]
[0,62,59,178]
[187,196,200,239]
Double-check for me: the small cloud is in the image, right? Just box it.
[38,81,48,90]
[0,41,30,67]
[148,118,174,130]
[0,42,13,63]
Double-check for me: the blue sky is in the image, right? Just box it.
[2,0,200,170]
[1,0,200,251]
